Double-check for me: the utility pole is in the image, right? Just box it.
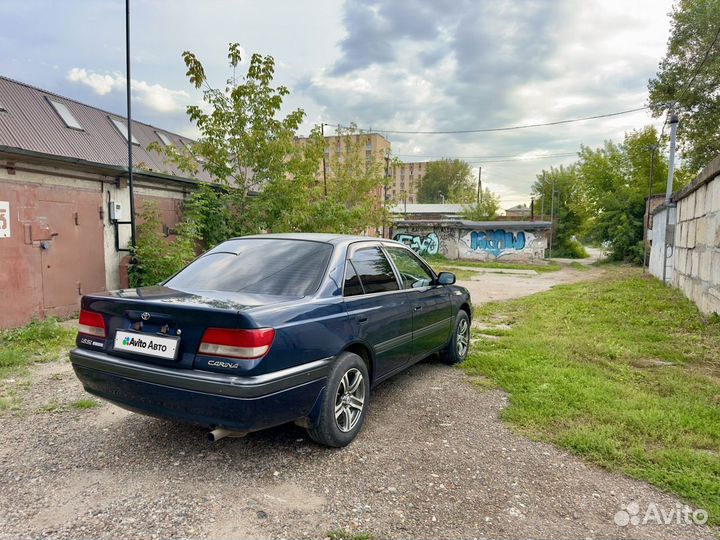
[477,167,482,204]
[382,149,391,238]
[642,144,657,272]
[662,113,679,284]
[125,0,136,249]
[321,123,327,196]
[530,198,534,221]
[665,114,679,204]
[540,171,546,220]
[548,177,556,258]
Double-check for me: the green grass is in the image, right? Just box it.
[569,261,590,271]
[327,531,374,540]
[436,266,478,281]
[71,398,98,410]
[463,266,720,524]
[0,318,75,379]
[454,260,561,273]
[37,401,64,413]
[423,254,561,273]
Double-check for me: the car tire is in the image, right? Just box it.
[307,352,370,448]
[440,310,471,365]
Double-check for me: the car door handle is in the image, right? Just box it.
[357,316,368,323]
[414,305,423,311]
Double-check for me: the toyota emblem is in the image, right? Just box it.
[141,312,151,321]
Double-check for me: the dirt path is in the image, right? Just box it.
[451,249,605,306]
[0,253,714,539]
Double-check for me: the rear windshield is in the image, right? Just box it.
[165,239,333,297]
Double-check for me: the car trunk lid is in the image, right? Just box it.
[79,286,296,369]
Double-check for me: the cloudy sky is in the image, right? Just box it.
[2,0,673,207]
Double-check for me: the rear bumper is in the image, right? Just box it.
[70,348,333,432]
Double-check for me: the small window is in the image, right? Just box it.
[343,260,365,297]
[0,102,8,114]
[48,98,83,130]
[110,117,139,145]
[349,247,399,294]
[156,131,173,146]
[386,247,434,289]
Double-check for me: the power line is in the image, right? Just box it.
[469,154,577,164]
[327,106,649,135]
[396,151,576,160]
[396,152,578,163]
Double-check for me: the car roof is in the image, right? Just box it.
[230,232,404,248]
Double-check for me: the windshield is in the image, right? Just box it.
[165,239,333,297]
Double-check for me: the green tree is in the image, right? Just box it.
[648,0,720,172]
[417,159,475,203]
[462,188,501,220]
[319,125,391,233]
[532,165,588,258]
[151,44,387,245]
[575,126,669,262]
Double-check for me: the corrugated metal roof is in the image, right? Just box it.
[0,75,212,181]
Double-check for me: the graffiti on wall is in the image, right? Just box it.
[464,229,536,258]
[393,232,440,256]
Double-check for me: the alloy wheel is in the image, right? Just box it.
[334,368,365,432]
[456,318,469,358]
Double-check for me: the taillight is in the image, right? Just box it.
[78,310,106,338]
[199,328,275,360]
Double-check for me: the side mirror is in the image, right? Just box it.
[437,271,456,285]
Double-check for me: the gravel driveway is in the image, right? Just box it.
[0,259,714,539]
[0,359,714,539]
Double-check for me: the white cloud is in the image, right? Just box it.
[67,67,189,113]
[300,0,674,207]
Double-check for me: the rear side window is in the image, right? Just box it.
[343,260,365,297]
[347,247,399,295]
[165,239,333,297]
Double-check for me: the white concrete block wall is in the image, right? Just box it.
[662,160,720,316]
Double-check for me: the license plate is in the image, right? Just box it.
[113,330,180,360]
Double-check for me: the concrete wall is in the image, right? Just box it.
[391,220,551,262]
[649,155,720,315]
[671,159,720,315]
[0,158,191,328]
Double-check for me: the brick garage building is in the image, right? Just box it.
[0,76,210,329]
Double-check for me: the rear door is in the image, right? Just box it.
[342,245,413,380]
[384,246,452,360]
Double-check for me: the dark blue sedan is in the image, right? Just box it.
[70,234,472,447]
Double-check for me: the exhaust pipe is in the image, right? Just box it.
[207,428,247,442]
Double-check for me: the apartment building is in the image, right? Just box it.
[321,132,391,171]
[389,161,433,204]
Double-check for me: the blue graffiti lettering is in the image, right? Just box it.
[469,230,526,258]
[393,232,440,256]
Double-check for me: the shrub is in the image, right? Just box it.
[129,201,200,287]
